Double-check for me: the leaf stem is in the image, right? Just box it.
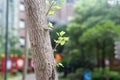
[46,0,56,16]
[53,43,59,52]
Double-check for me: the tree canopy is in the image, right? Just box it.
[61,0,120,74]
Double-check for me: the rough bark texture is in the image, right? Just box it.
[24,0,57,80]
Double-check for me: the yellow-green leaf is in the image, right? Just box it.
[64,37,69,41]
[46,0,50,5]
[48,22,54,28]
[49,10,55,15]
[60,41,65,45]
[56,63,64,67]
[60,31,65,36]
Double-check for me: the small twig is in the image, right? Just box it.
[46,0,56,16]
[53,43,59,52]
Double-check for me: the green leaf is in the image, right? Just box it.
[46,0,50,5]
[55,5,61,9]
[54,40,59,43]
[56,63,64,67]
[56,32,59,36]
[60,31,65,36]
[63,37,69,41]
[49,10,55,15]
[58,63,64,67]
[48,22,54,28]
[60,41,65,45]
[58,37,63,40]
[51,0,56,4]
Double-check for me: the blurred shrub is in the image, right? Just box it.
[10,48,24,56]
[109,71,120,80]
[92,67,104,80]
[67,68,84,80]
[92,67,120,80]
[66,67,120,80]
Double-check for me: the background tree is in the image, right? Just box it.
[0,26,19,55]
[61,0,120,77]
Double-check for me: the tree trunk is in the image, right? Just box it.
[23,24,28,80]
[96,40,100,67]
[24,0,57,80]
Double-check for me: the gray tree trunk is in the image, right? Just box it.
[24,0,57,80]
[22,24,28,80]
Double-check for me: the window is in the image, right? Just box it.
[20,37,25,47]
[19,3,25,11]
[20,20,25,28]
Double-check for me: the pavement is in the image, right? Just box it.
[8,74,36,80]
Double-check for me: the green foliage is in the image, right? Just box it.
[50,25,68,53]
[46,0,65,15]
[47,0,68,68]
[0,27,5,51]
[80,21,120,42]
[10,48,24,56]
[65,67,120,80]
[67,68,84,80]
[9,48,32,57]
[46,0,50,5]
[48,22,54,29]
[54,31,69,46]
[92,67,120,80]
[0,26,19,55]
[56,63,64,67]
[62,0,120,75]
[73,0,120,28]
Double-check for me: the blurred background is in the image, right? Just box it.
[0,0,120,80]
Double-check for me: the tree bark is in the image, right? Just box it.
[23,24,28,80]
[24,0,57,80]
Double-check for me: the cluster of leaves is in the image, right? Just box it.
[80,20,120,42]
[54,31,69,46]
[46,0,64,15]
[46,0,69,68]
[46,0,69,50]
[50,26,69,68]
[50,25,68,53]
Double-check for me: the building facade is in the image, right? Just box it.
[0,0,18,34]
[0,0,77,48]
[0,0,19,49]
[18,0,26,47]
